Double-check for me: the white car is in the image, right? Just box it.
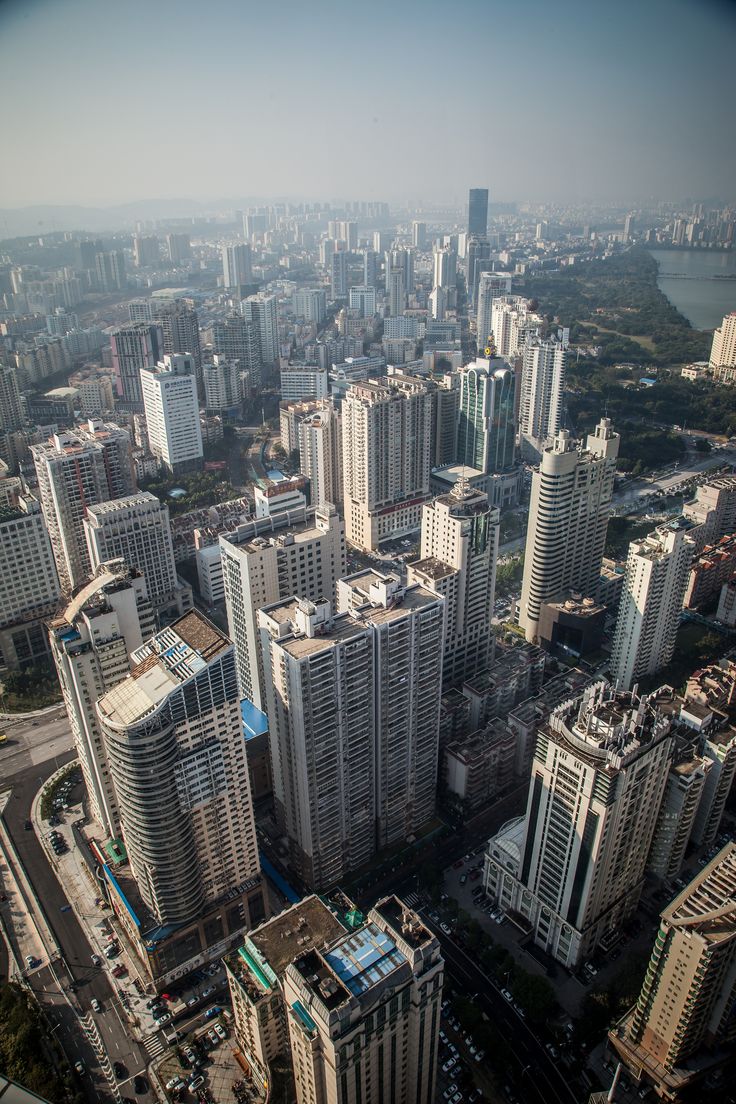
[501,988,513,1002]
[154,1012,171,1026]
[91,998,101,1012]
[214,1022,226,1040]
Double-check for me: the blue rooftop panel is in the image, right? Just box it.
[241,698,269,739]
[324,923,405,995]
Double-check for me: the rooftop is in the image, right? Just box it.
[666,843,736,943]
[410,556,456,582]
[245,896,347,980]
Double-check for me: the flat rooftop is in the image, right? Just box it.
[410,556,455,581]
[247,895,346,979]
[320,922,406,998]
[371,895,432,950]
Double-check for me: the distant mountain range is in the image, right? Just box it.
[0,198,253,238]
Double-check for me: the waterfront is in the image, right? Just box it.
[649,249,736,331]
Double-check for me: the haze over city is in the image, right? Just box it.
[1,0,735,217]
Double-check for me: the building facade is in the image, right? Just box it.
[141,354,203,475]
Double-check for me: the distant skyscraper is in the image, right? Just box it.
[0,494,60,637]
[429,285,446,321]
[133,234,159,268]
[110,322,163,409]
[485,683,674,968]
[518,421,619,643]
[336,219,358,250]
[166,232,191,264]
[49,562,155,836]
[202,355,243,412]
[330,250,349,300]
[610,525,693,690]
[433,246,456,289]
[140,354,203,475]
[709,311,736,382]
[468,187,489,239]
[362,249,379,288]
[348,285,377,316]
[298,402,343,508]
[342,376,432,551]
[412,220,427,249]
[466,236,491,307]
[260,576,443,888]
[94,250,126,292]
[385,247,414,295]
[129,298,201,373]
[622,212,635,243]
[0,364,23,431]
[291,287,327,325]
[212,314,261,389]
[387,266,406,316]
[475,271,513,355]
[610,844,736,1100]
[456,358,516,474]
[490,295,542,357]
[519,337,566,446]
[96,610,264,933]
[32,420,136,595]
[241,293,279,365]
[408,482,499,688]
[222,243,253,289]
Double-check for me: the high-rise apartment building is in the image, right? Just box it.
[408,481,499,688]
[484,683,674,968]
[708,311,736,381]
[298,402,343,508]
[610,525,693,690]
[84,491,181,618]
[456,358,516,474]
[291,287,327,325]
[466,237,491,307]
[385,247,414,296]
[32,420,136,595]
[260,574,443,889]
[519,337,566,446]
[342,375,432,551]
[387,266,406,316]
[519,420,619,643]
[490,295,542,357]
[49,561,155,836]
[331,250,349,300]
[133,235,159,268]
[610,844,736,1100]
[110,322,163,409]
[202,355,243,412]
[96,610,264,932]
[362,249,379,288]
[220,504,346,709]
[0,365,23,431]
[475,271,512,353]
[433,247,456,289]
[412,220,428,249]
[211,314,262,389]
[141,354,203,475]
[166,233,191,264]
[94,250,126,292]
[222,243,253,289]
[241,292,279,365]
[468,187,489,239]
[129,298,202,374]
[348,284,377,316]
[0,494,60,652]
[226,893,443,1104]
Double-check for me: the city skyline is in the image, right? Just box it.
[1,0,735,213]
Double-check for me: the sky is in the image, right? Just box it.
[0,0,734,210]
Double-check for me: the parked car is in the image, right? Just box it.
[91,998,102,1013]
[501,989,513,1002]
[214,1023,226,1040]
[154,1012,171,1026]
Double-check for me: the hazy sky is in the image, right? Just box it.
[1,0,734,209]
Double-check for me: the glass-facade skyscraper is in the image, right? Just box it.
[456,358,516,474]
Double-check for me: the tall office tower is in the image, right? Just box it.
[0,493,60,638]
[330,250,349,300]
[387,266,406,316]
[622,212,635,243]
[84,491,179,616]
[484,683,674,968]
[518,337,566,445]
[140,354,203,475]
[96,610,264,934]
[49,562,155,837]
[466,237,491,307]
[220,504,345,709]
[429,285,447,321]
[260,575,443,888]
[433,246,456,289]
[133,234,159,268]
[468,187,489,239]
[709,311,736,382]
[94,250,126,292]
[610,844,736,1100]
[348,284,377,316]
[291,287,327,325]
[0,364,23,431]
[408,482,499,688]
[110,322,163,409]
[222,243,253,289]
[412,220,427,249]
[298,402,343,508]
[342,375,432,552]
[475,271,513,355]
[202,355,242,412]
[226,894,443,1104]
[128,298,201,371]
[319,237,336,267]
[336,219,357,250]
[166,232,191,264]
[386,247,414,295]
[32,420,136,595]
[243,210,267,240]
[456,358,516,474]
[212,314,261,389]
[242,292,279,365]
[363,249,379,288]
[610,526,693,690]
[519,420,619,643]
[373,230,391,252]
[429,375,460,467]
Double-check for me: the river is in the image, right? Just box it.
[648,249,736,332]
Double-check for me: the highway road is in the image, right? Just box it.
[3,749,154,1103]
[0,705,74,778]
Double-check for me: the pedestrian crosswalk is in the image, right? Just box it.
[402,892,419,907]
[143,1031,166,1059]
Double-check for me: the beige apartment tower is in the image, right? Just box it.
[519,419,619,643]
[342,375,432,551]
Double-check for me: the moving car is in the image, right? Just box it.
[91,998,102,1012]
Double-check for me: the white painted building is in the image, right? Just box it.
[141,354,203,475]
